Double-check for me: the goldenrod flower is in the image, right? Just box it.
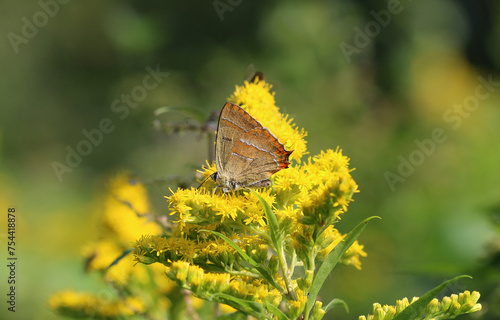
[100,173,162,245]
[82,239,122,271]
[340,240,367,270]
[50,174,176,319]
[132,77,367,318]
[359,291,482,320]
[48,290,146,319]
[287,288,308,319]
[130,77,368,317]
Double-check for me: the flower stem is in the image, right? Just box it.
[277,246,297,301]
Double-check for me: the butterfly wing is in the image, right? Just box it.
[223,127,292,187]
[215,102,263,174]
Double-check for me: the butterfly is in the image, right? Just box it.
[210,102,293,193]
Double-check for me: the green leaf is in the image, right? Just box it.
[201,230,285,295]
[264,301,290,320]
[107,248,133,269]
[392,275,472,320]
[324,298,349,314]
[213,293,265,319]
[217,312,248,320]
[305,216,380,319]
[248,189,283,250]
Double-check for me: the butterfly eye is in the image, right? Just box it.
[210,172,218,181]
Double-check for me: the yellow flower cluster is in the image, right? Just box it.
[50,173,175,318]
[99,173,162,245]
[287,288,309,319]
[359,291,482,320]
[132,77,366,317]
[297,149,358,214]
[157,80,364,275]
[339,240,367,270]
[166,261,282,308]
[166,185,275,229]
[314,226,366,270]
[48,290,146,319]
[197,151,356,231]
[134,229,268,274]
[81,174,168,288]
[82,174,162,272]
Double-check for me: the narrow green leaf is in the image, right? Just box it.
[217,312,248,320]
[392,275,472,320]
[264,301,290,320]
[201,230,284,295]
[324,298,349,314]
[249,189,282,249]
[107,248,133,269]
[305,216,380,318]
[213,293,265,319]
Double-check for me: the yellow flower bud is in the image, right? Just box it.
[426,298,439,314]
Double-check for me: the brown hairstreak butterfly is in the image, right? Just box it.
[210,102,293,193]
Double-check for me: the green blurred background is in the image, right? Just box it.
[1,0,500,319]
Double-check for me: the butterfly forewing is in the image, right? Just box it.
[215,103,263,172]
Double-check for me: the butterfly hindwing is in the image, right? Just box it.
[222,127,292,186]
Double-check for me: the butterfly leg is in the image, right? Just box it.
[213,185,231,196]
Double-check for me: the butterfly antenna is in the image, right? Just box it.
[197,174,211,189]
[197,165,216,190]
